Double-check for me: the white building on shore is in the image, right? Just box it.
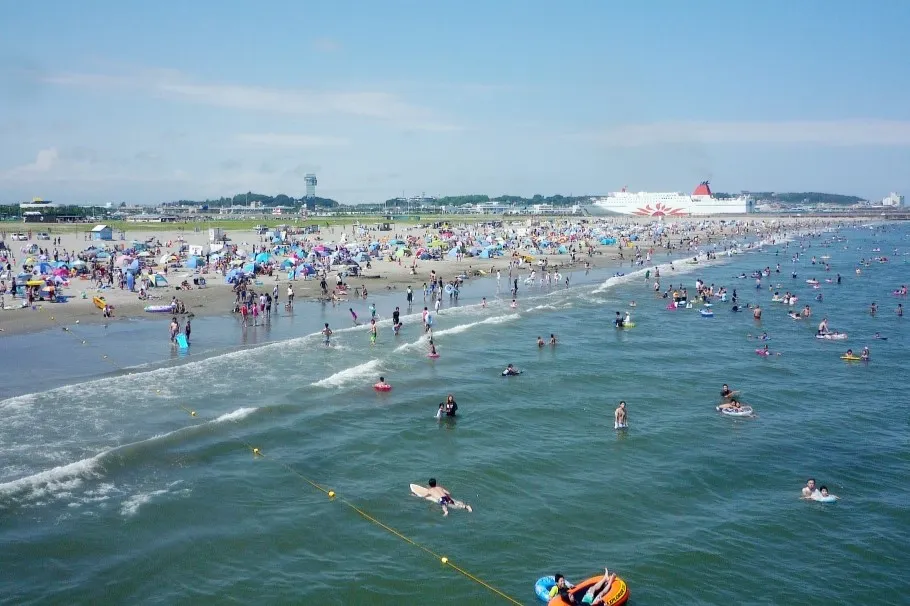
[881,192,904,207]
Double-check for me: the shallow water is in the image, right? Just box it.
[2,224,909,605]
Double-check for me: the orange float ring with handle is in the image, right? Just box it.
[548,575,629,606]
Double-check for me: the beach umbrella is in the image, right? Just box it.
[254,252,271,263]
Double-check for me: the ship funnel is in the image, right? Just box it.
[692,181,712,196]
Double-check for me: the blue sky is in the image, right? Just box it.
[2,0,909,204]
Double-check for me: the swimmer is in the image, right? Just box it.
[720,384,739,401]
[844,348,854,357]
[817,486,839,501]
[429,340,438,356]
[424,478,472,516]
[510,299,518,308]
[537,336,545,347]
[629,300,636,307]
[349,307,359,325]
[502,363,521,376]
[482,297,487,308]
[613,311,624,328]
[624,311,632,326]
[861,346,870,361]
[614,401,627,428]
[393,321,403,336]
[549,333,558,345]
[801,478,818,499]
[369,319,378,344]
[548,575,576,602]
[322,323,333,345]
[873,332,887,340]
[718,396,745,411]
[375,376,391,389]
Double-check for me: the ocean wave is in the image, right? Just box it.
[120,481,189,517]
[0,406,258,507]
[432,314,520,337]
[311,359,381,388]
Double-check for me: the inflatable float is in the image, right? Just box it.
[546,574,629,606]
[615,322,635,329]
[374,383,392,391]
[144,305,173,313]
[755,349,770,356]
[816,333,847,341]
[502,370,523,377]
[614,422,628,430]
[92,296,108,310]
[535,576,558,602]
[427,353,440,359]
[716,405,754,417]
[811,494,838,503]
[840,355,862,361]
[700,310,714,317]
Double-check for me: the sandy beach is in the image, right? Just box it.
[0,216,856,336]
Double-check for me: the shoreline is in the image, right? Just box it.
[0,217,863,338]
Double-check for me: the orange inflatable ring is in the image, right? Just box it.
[548,575,629,606]
[374,383,392,392]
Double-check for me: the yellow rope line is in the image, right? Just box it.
[30,306,524,605]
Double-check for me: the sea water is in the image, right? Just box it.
[1,224,908,605]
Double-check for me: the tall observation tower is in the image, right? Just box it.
[304,174,317,210]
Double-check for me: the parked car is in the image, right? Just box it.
[11,233,28,241]
[37,232,51,240]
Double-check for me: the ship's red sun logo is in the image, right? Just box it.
[633,203,687,217]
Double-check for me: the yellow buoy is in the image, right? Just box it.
[50,316,55,320]
[190,411,196,417]
[441,557,448,564]
[253,448,261,456]
[328,491,335,498]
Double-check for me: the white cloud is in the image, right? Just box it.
[235,133,349,148]
[2,147,60,176]
[573,120,910,146]
[43,68,460,132]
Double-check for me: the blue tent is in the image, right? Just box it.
[225,268,244,284]
[254,252,271,263]
[126,259,140,274]
[600,238,616,245]
[242,262,255,274]
[38,262,53,274]
[557,245,567,254]
[184,256,202,268]
[354,252,371,262]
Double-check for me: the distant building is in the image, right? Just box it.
[305,174,317,210]
[19,197,56,211]
[882,192,904,207]
[90,225,113,241]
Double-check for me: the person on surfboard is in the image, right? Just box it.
[425,478,472,516]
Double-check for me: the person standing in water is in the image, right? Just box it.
[349,307,359,325]
[184,318,192,343]
[322,323,333,345]
[169,317,180,342]
[614,401,628,429]
[369,319,378,345]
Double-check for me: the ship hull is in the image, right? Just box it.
[592,196,750,216]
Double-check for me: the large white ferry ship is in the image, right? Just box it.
[592,182,752,216]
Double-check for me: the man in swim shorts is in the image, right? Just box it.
[322,323,332,345]
[425,478,472,516]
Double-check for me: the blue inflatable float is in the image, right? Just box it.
[535,576,556,602]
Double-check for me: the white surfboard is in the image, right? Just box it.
[410,483,432,499]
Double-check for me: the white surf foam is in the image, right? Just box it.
[432,314,520,337]
[213,407,257,423]
[311,359,381,388]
